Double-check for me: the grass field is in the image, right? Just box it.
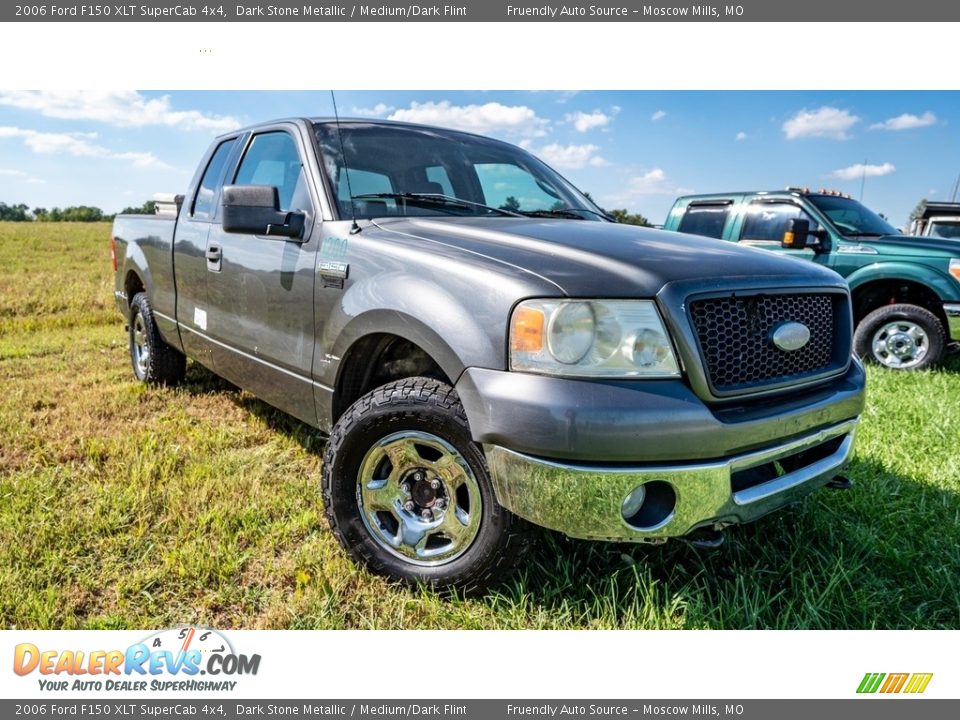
[1,220,958,630]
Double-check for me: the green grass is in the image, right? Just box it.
[1,220,958,629]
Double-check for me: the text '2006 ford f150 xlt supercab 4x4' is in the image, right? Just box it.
[112,118,866,593]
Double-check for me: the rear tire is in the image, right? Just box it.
[853,303,945,370]
[322,377,533,595]
[129,292,186,386]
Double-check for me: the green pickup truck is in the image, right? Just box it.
[665,188,960,370]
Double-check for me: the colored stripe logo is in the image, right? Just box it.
[857,672,933,694]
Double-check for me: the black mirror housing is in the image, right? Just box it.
[221,185,305,239]
[781,218,810,249]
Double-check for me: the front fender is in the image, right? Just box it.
[845,262,958,302]
[319,270,507,390]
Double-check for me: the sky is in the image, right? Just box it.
[1,90,958,226]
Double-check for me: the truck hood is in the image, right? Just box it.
[371,217,844,297]
[856,234,960,256]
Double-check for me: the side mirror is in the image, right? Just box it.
[781,218,810,249]
[221,185,305,240]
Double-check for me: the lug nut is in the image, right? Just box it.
[401,482,412,496]
[413,472,424,482]
[404,501,416,513]
[421,509,432,520]
[430,478,441,490]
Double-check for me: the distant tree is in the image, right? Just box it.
[32,207,48,221]
[606,208,651,227]
[500,196,521,212]
[119,200,157,215]
[910,199,928,220]
[32,205,108,222]
[0,202,31,221]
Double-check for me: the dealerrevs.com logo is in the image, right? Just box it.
[13,627,260,692]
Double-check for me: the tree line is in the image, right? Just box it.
[0,201,156,222]
[3,195,654,226]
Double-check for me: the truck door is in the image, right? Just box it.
[204,127,320,425]
[174,136,239,366]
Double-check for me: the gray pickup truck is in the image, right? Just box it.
[112,118,866,593]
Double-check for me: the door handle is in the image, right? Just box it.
[205,244,222,272]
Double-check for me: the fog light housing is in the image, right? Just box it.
[621,480,677,531]
[621,485,647,520]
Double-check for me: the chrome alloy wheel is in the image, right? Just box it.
[132,311,150,376]
[871,320,929,369]
[356,430,482,566]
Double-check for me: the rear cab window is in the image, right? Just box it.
[191,138,237,219]
[677,201,732,239]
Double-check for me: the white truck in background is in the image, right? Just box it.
[910,201,960,240]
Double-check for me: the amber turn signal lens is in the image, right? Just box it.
[511,305,545,352]
[950,259,960,282]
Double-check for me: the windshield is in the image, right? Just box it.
[806,195,897,237]
[928,221,960,240]
[315,122,603,220]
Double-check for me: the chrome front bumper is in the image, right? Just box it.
[945,303,960,341]
[485,419,858,542]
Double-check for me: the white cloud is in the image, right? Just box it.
[533,143,606,169]
[0,126,168,169]
[350,103,395,117]
[604,169,687,207]
[651,110,667,122]
[626,168,673,193]
[869,111,937,131]
[736,131,748,141]
[0,91,240,132]
[566,110,612,132]
[388,101,548,137]
[0,167,44,184]
[783,106,860,140]
[831,162,896,180]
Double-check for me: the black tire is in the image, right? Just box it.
[853,303,946,370]
[322,377,533,595]
[129,292,186,386]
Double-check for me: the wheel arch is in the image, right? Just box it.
[848,273,948,330]
[330,330,456,424]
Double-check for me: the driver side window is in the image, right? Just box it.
[740,203,819,242]
[234,131,311,213]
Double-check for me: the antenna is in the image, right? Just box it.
[859,157,867,202]
[330,90,361,234]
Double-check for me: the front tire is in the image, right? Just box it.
[322,377,533,595]
[853,303,945,370]
[129,292,186,386]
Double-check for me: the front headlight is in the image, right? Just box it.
[509,299,680,377]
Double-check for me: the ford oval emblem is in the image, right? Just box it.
[771,321,811,352]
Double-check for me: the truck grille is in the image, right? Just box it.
[689,293,844,393]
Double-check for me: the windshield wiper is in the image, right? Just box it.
[516,207,612,221]
[352,192,523,217]
[842,231,885,237]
